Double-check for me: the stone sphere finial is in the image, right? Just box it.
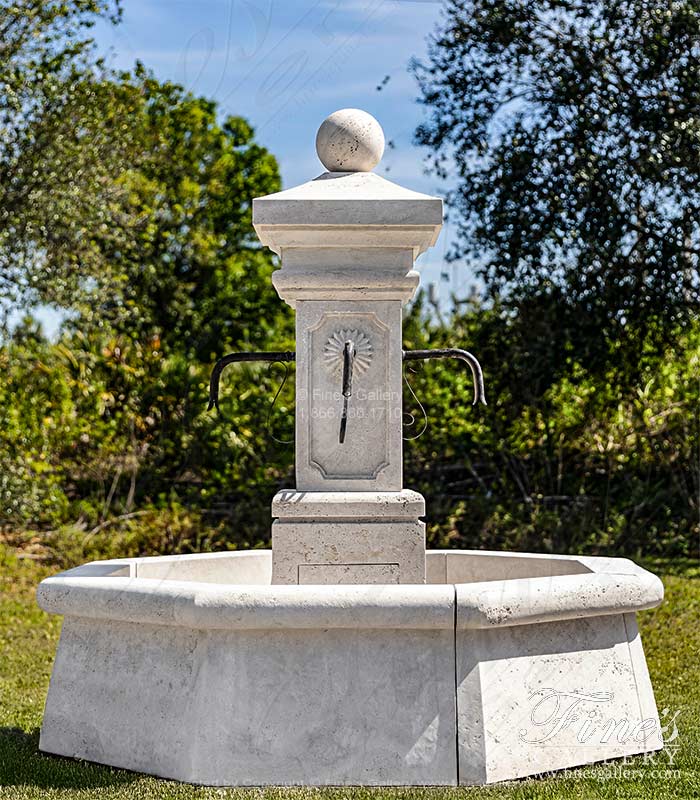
[315,108,385,172]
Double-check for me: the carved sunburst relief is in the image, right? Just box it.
[323,329,373,374]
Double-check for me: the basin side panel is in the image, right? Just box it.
[41,619,457,786]
[191,627,456,785]
[456,613,662,784]
[39,617,201,778]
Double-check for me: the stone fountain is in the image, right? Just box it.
[37,109,664,786]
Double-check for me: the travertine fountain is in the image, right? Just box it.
[37,109,664,786]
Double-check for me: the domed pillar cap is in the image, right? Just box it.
[252,108,443,305]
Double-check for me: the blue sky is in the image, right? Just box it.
[33,0,474,336]
[94,0,444,187]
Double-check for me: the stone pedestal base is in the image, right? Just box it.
[271,490,426,584]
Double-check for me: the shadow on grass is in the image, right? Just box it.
[0,727,142,790]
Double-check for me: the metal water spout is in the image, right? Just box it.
[208,346,486,437]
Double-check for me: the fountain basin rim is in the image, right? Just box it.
[37,550,662,631]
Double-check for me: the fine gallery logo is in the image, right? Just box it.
[519,688,681,750]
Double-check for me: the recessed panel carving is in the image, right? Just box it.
[295,300,403,491]
[307,311,392,480]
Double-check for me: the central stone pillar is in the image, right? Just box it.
[253,109,442,584]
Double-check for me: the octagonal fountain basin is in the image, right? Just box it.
[37,549,663,787]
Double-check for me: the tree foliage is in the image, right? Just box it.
[0,2,294,544]
[0,1,146,313]
[413,0,700,361]
[75,70,285,362]
[403,298,699,557]
[1,0,696,563]
[1,315,294,548]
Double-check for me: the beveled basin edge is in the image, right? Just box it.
[36,577,455,630]
[36,549,663,631]
[455,570,663,629]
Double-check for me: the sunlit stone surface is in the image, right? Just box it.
[37,550,663,785]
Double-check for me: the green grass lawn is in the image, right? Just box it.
[1,547,698,800]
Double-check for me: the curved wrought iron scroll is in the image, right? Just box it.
[402,366,429,441]
[207,347,486,447]
[402,348,487,406]
[207,351,296,412]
